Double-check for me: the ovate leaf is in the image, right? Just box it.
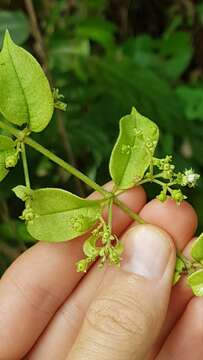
[12,185,31,201]
[0,135,15,150]
[26,188,102,242]
[173,257,185,285]
[0,31,54,132]
[173,272,181,285]
[187,270,203,296]
[109,107,159,189]
[191,233,203,264]
[83,235,99,258]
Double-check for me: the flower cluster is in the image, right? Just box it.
[148,157,200,205]
[76,219,124,272]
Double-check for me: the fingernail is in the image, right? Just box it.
[122,224,173,279]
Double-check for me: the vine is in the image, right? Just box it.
[0,31,203,296]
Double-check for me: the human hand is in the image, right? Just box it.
[0,183,199,359]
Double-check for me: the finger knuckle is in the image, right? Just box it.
[86,292,154,342]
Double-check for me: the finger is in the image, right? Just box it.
[29,199,197,359]
[67,224,176,360]
[157,294,203,359]
[139,198,197,249]
[27,265,106,360]
[150,238,196,357]
[0,183,146,360]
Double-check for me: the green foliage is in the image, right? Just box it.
[76,18,116,48]
[175,233,203,296]
[0,32,199,274]
[187,270,203,297]
[0,1,203,279]
[176,86,203,121]
[123,31,193,81]
[0,135,17,181]
[173,257,186,285]
[0,31,54,132]
[191,233,203,263]
[0,135,15,150]
[0,10,30,46]
[14,187,102,242]
[109,107,159,189]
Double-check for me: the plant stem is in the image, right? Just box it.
[0,120,145,224]
[0,119,105,194]
[108,199,113,231]
[176,251,191,271]
[114,197,145,224]
[24,0,48,69]
[21,143,31,189]
[26,136,108,196]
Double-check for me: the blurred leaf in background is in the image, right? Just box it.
[0,10,30,46]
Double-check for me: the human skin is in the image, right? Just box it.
[0,182,201,360]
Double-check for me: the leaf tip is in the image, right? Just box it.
[4,29,12,42]
[131,106,138,116]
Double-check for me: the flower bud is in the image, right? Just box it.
[172,189,187,204]
[5,154,18,168]
[20,206,35,222]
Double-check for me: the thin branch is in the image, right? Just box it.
[0,120,146,225]
[21,143,31,189]
[24,0,85,196]
[24,0,48,71]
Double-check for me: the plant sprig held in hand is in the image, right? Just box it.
[0,31,202,295]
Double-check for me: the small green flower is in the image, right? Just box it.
[76,258,89,272]
[5,154,18,168]
[157,190,167,202]
[171,189,187,205]
[20,206,35,222]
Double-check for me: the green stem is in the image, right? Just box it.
[25,136,108,196]
[0,120,108,196]
[176,251,191,271]
[0,120,20,138]
[153,179,165,187]
[21,142,31,189]
[0,120,145,224]
[108,199,113,231]
[114,197,145,224]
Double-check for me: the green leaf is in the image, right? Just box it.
[187,270,203,296]
[0,135,15,150]
[83,234,99,258]
[0,146,16,181]
[0,31,54,132]
[109,107,159,189]
[175,257,185,272]
[176,86,203,121]
[25,188,102,242]
[191,233,203,264]
[173,272,181,285]
[12,185,31,201]
[0,152,9,181]
[0,11,30,46]
[76,18,116,48]
[158,32,193,81]
[173,256,185,285]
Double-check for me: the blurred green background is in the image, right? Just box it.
[0,0,203,275]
